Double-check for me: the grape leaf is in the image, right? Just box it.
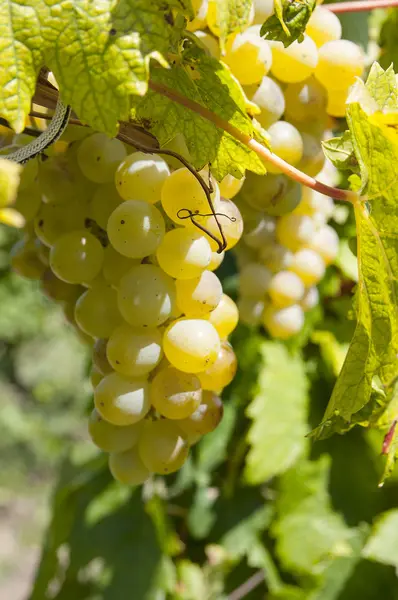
[379,9,398,73]
[133,48,266,180]
[362,509,398,568]
[207,0,254,49]
[244,342,309,484]
[312,66,398,442]
[322,132,359,173]
[260,0,316,47]
[365,63,398,110]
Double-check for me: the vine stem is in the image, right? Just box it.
[327,0,398,12]
[148,80,358,204]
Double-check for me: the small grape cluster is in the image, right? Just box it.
[9,133,244,485]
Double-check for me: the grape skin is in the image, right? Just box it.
[156,229,212,280]
[50,230,104,284]
[107,324,163,377]
[77,133,126,184]
[150,366,202,419]
[94,372,150,426]
[138,420,189,475]
[198,340,237,391]
[74,282,122,339]
[109,446,151,485]
[89,408,143,453]
[178,391,223,436]
[163,318,221,373]
[115,152,170,204]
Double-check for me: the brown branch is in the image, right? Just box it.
[327,0,398,12]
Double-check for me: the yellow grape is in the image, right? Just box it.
[300,286,319,312]
[270,35,318,83]
[109,446,151,485]
[107,323,163,377]
[259,243,293,273]
[326,87,349,118]
[266,121,303,173]
[89,408,143,452]
[89,184,122,230]
[204,293,239,338]
[239,263,272,298]
[74,281,122,338]
[150,366,202,419]
[223,26,272,86]
[178,391,223,436]
[138,419,189,475]
[315,40,364,91]
[252,0,274,24]
[263,304,304,339]
[156,228,212,280]
[293,188,334,222]
[306,224,339,265]
[284,77,327,123]
[198,340,237,391]
[115,151,170,204]
[77,133,126,183]
[246,76,285,129]
[90,366,104,388]
[92,338,113,375]
[268,271,305,308]
[219,173,245,199]
[276,214,315,252]
[50,230,104,284]
[290,248,325,286]
[306,6,342,47]
[237,297,265,326]
[94,372,150,426]
[176,270,223,317]
[187,0,208,32]
[297,133,325,177]
[163,318,221,373]
[208,249,225,271]
[199,197,243,251]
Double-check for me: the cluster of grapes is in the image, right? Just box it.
[188,0,363,337]
[9,133,244,485]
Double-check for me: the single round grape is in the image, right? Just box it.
[239,262,272,298]
[77,133,126,183]
[276,214,315,252]
[246,76,285,129]
[94,372,150,426]
[315,40,364,91]
[50,230,104,284]
[300,286,319,311]
[102,245,140,287]
[223,26,272,85]
[150,366,202,419]
[326,87,349,117]
[89,408,143,452]
[263,304,304,339]
[93,338,113,375]
[156,228,212,280]
[34,199,87,247]
[163,318,221,373]
[284,77,327,123]
[14,184,42,222]
[198,340,237,391]
[118,264,176,327]
[107,200,165,259]
[89,184,122,230]
[176,270,222,317]
[306,6,342,48]
[243,172,289,213]
[306,224,339,265]
[75,281,122,338]
[195,30,220,58]
[270,35,318,83]
[290,248,325,286]
[109,446,151,485]
[178,391,223,436]
[115,151,170,204]
[252,0,274,24]
[200,197,244,251]
[259,243,293,273]
[107,324,163,377]
[204,294,239,339]
[10,237,46,280]
[208,249,225,271]
[265,181,302,216]
[269,270,305,308]
[160,167,218,227]
[138,419,189,475]
[266,121,303,173]
[237,297,265,326]
[219,173,245,199]
[42,268,83,304]
[297,133,325,177]
[90,365,104,388]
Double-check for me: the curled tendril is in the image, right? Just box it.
[177,209,235,250]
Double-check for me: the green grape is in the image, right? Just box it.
[89,184,122,230]
[306,224,339,265]
[198,340,237,391]
[218,173,245,199]
[246,76,285,129]
[102,245,140,287]
[243,172,288,213]
[150,366,202,419]
[195,30,220,58]
[300,286,319,311]
[176,270,223,317]
[18,158,39,191]
[178,391,223,436]
[290,248,325,286]
[276,214,315,252]
[92,338,113,375]
[10,237,46,280]
[284,78,327,123]
[14,182,42,222]
[90,365,104,388]
[268,270,305,308]
[156,228,212,280]
[89,408,143,452]
[50,230,104,284]
[306,6,342,48]
[315,40,364,91]
[259,243,293,272]
[109,446,151,485]
[94,372,150,426]
[74,281,122,338]
[252,0,274,24]
[115,151,170,204]
[163,318,221,373]
[297,133,325,177]
[138,419,189,475]
[107,323,163,377]
[266,121,303,173]
[270,35,318,83]
[38,153,94,205]
[326,87,349,117]
[204,293,239,339]
[160,167,218,227]
[263,304,304,339]
[160,134,192,170]
[265,180,302,216]
[223,26,272,85]
[118,264,176,327]
[239,262,272,298]
[34,199,88,247]
[199,197,243,251]
[208,249,225,271]
[77,133,126,183]
[41,268,83,304]
[237,297,265,326]
[107,200,165,259]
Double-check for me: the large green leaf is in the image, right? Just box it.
[363,509,398,568]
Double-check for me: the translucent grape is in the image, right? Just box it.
[77,133,126,183]
[270,36,318,84]
[237,297,265,326]
[89,408,143,452]
[198,340,237,391]
[266,121,303,173]
[176,270,223,317]
[239,263,272,298]
[276,214,315,252]
[208,249,225,271]
[219,173,245,199]
[290,248,325,286]
[269,271,305,308]
[92,338,113,375]
[89,184,122,230]
[34,199,87,247]
[163,318,221,373]
[38,153,93,206]
[138,419,189,475]
[203,294,238,339]
[263,304,304,339]
[109,446,151,485]
[75,281,122,338]
[195,30,220,58]
[90,366,104,388]
[107,324,163,377]
[178,391,223,436]
[284,77,327,123]
[326,88,349,117]
[150,366,202,419]
[306,224,339,265]
[199,197,244,251]
[315,40,364,91]
[306,6,342,48]
[259,243,293,272]
[10,237,46,280]
[246,76,285,129]
[223,26,272,85]
[297,133,325,177]
[300,286,319,311]
[102,245,140,287]
[42,268,84,304]
[243,173,289,213]
[118,264,176,327]
[115,152,170,204]
[107,200,165,259]
[156,229,212,279]
[50,230,104,284]
[94,372,150,426]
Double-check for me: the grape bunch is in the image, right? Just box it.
[9,133,243,485]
